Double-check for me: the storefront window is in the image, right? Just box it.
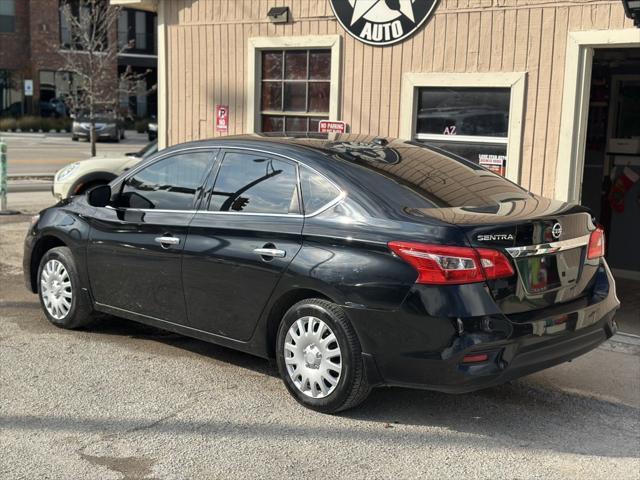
[0,70,23,116]
[38,70,81,117]
[415,87,510,174]
[260,49,331,133]
[0,0,15,33]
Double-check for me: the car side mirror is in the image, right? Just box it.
[87,184,112,208]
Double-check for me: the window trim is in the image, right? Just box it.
[247,35,342,134]
[399,72,527,184]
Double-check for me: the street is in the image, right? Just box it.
[1,132,148,176]
[0,192,639,479]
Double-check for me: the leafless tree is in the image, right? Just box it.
[59,0,152,156]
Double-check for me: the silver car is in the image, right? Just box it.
[71,114,125,142]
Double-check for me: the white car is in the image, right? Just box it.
[53,141,157,200]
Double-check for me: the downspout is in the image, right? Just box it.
[157,0,167,150]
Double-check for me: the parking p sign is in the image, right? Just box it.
[215,105,229,132]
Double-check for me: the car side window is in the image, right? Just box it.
[299,165,340,214]
[119,152,211,210]
[208,151,299,214]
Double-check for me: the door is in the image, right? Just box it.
[182,149,303,340]
[87,150,214,323]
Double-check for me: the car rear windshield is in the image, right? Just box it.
[308,139,531,209]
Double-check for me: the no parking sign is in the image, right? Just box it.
[215,105,229,132]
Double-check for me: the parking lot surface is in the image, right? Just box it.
[1,197,639,479]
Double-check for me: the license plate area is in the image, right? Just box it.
[513,248,583,295]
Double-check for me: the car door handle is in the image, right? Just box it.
[253,248,286,258]
[155,236,180,247]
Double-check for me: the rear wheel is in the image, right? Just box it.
[38,247,97,329]
[276,298,371,413]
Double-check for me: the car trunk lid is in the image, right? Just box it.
[408,197,599,315]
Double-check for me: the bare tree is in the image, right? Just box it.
[59,0,151,157]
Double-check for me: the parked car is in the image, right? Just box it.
[24,135,619,413]
[52,141,157,200]
[71,112,125,142]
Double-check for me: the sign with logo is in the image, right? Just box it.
[330,0,439,46]
[24,80,33,97]
[215,105,228,132]
[318,120,347,134]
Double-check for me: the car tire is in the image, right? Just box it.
[71,136,78,141]
[120,129,125,140]
[276,298,371,413]
[37,247,97,330]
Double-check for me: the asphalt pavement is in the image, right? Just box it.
[1,131,148,176]
[0,194,639,479]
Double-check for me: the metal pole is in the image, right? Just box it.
[0,138,7,212]
[0,138,19,215]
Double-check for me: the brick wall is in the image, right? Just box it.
[0,0,120,114]
[0,0,30,74]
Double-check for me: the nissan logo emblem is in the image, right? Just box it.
[552,223,562,240]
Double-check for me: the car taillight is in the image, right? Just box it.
[587,226,605,260]
[388,241,515,285]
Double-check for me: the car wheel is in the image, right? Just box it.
[72,136,78,141]
[276,298,371,413]
[37,247,97,329]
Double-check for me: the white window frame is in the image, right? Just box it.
[399,72,527,184]
[247,35,342,134]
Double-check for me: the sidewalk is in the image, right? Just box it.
[0,131,70,140]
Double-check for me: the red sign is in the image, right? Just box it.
[215,105,229,132]
[318,120,347,134]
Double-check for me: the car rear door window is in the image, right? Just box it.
[119,152,212,210]
[208,151,299,214]
[299,165,340,214]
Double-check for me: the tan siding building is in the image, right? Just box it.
[122,0,633,200]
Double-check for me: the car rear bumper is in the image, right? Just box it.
[346,263,620,393]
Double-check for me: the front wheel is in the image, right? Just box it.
[38,247,97,329]
[276,298,371,413]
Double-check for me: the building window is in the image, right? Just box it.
[0,0,15,33]
[38,70,81,117]
[117,8,156,55]
[400,72,526,182]
[59,0,107,50]
[260,49,331,133]
[415,87,510,175]
[0,70,23,116]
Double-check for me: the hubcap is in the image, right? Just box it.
[284,316,342,399]
[40,259,72,320]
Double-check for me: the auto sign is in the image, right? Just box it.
[330,0,439,47]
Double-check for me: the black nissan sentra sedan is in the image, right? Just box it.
[24,135,620,413]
